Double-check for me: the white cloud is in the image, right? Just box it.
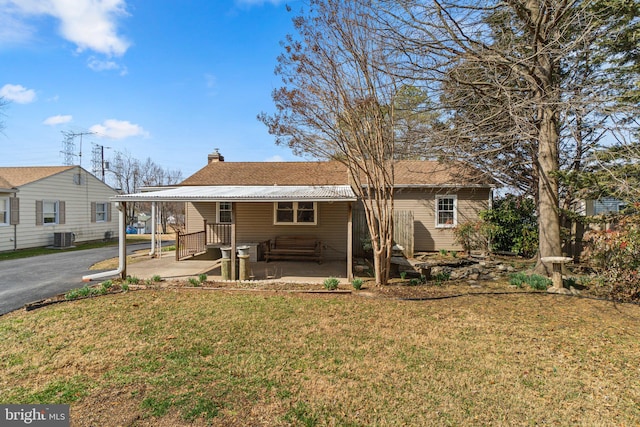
[265,155,284,162]
[43,114,72,125]
[87,56,128,75]
[89,119,149,139]
[1,0,130,56]
[0,5,36,46]
[0,84,36,103]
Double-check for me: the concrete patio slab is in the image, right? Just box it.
[126,252,349,284]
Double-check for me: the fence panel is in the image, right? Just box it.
[352,206,414,258]
[393,210,414,258]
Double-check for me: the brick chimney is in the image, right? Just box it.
[208,148,224,163]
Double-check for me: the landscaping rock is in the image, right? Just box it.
[547,286,572,295]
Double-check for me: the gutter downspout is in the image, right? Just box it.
[83,201,127,282]
[149,201,157,257]
[11,193,18,251]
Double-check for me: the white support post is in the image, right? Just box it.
[82,201,127,281]
[149,202,157,257]
[347,202,353,280]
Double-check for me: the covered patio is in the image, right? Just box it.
[83,184,358,283]
[124,254,349,284]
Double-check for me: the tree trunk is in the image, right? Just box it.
[535,106,562,274]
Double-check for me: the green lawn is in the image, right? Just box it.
[1,289,639,426]
[0,234,170,261]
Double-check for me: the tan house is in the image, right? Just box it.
[111,151,493,279]
[0,166,118,252]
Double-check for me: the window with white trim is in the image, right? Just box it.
[274,201,317,225]
[96,202,107,222]
[0,198,7,225]
[43,200,59,225]
[217,202,232,223]
[436,195,457,228]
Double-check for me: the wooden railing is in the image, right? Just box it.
[206,222,232,245]
[176,230,206,261]
[175,222,232,261]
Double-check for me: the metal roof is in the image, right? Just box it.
[112,185,358,202]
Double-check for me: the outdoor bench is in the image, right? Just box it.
[264,235,323,263]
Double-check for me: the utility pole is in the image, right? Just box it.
[91,143,111,181]
[61,131,94,167]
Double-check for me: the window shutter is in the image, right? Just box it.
[59,201,66,225]
[9,197,19,225]
[91,202,96,223]
[107,203,112,222]
[36,200,43,226]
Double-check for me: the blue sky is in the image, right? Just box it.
[0,0,303,178]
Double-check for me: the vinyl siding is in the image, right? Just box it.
[394,187,491,251]
[187,201,350,261]
[0,167,119,251]
[186,202,212,232]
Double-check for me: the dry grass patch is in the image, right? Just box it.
[1,290,639,426]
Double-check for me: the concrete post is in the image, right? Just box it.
[238,255,250,281]
[221,258,231,280]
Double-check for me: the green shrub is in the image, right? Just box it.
[563,276,578,289]
[409,278,421,286]
[121,283,129,292]
[509,272,551,290]
[65,288,82,300]
[126,276,140,285]
[453,221,496,255]
[480,194,538,257]
[433,271,451,285]
[400,271,407,280]
[527,274,551,291]
[582,212,640,301]
[101,280,113,289]
[152,275,162,282]
[323,277,340,290]
[439,249,448,256]
[65,285,103,300]
[188,277,200,287]
[509,272,527,288]
[351,278,363,290]
[198,273,208,284]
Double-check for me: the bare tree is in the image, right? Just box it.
[260,0,404,285]
[139,160,184,233]
[108,151,184,231]
[374,0,633,272]
[109,150,142,225]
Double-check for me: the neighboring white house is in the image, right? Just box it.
[584,197,627,216]
[0,166,119,252]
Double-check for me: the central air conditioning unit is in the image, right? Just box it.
[53,232,74,248]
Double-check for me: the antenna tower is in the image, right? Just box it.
[60,133,76,166]
[60,130,94,167]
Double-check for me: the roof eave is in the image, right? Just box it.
[112,196,357,202]
[111,185,358,203]
[394,184,496,189]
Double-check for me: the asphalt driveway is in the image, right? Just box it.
[0,242,166,316]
